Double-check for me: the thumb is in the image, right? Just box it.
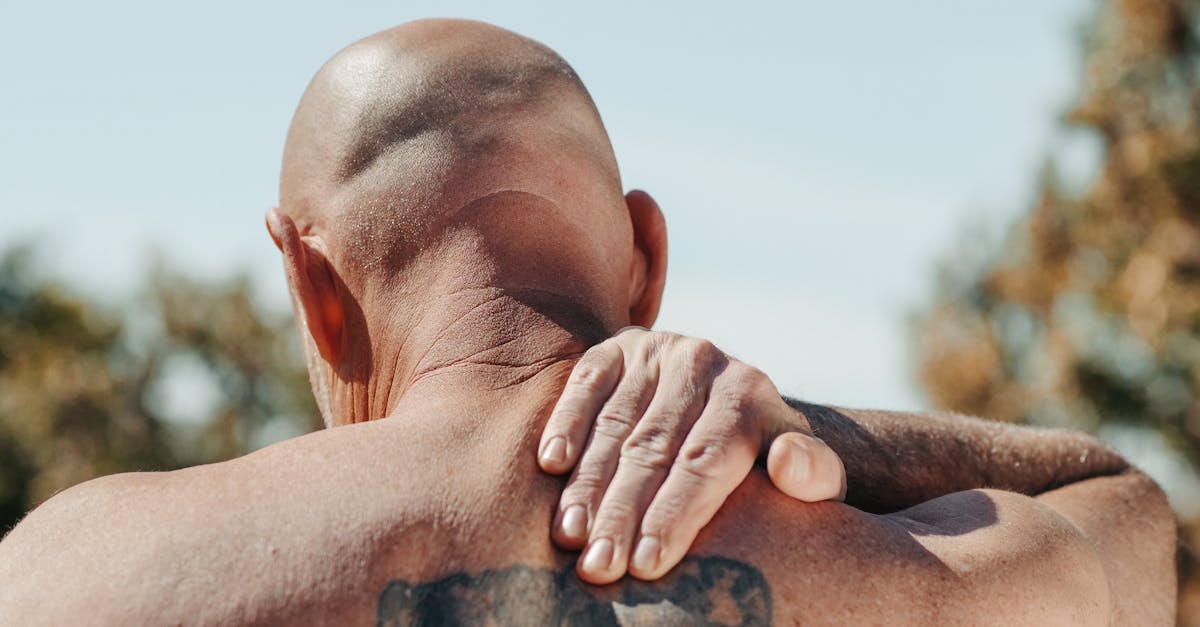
[766,432,847,502]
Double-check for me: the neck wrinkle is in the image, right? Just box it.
[358,285,609,422]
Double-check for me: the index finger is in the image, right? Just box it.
[538,339,624,475]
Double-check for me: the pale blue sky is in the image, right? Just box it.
[1,0,1098,410]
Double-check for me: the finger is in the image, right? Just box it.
[766,432,847,502]
[625,370,764,581]
[575,341,721,584]
[539,340,624,475]
[551,350,659,551]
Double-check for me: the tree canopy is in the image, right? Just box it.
[913,0,1200,619]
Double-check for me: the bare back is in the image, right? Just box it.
[0,388,1126,625]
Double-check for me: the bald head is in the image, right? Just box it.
[269,19,666,423]
[279,19,625,283]
[284,19,605,182]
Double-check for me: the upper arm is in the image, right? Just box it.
[692,475,1104,624]
[884,471,1175,625]
[0,465,297,625]
[0,472,167,624]
[1036,470,1177,624]
[888,487,1112,624]
[0,431,426,626]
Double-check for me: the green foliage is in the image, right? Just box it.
[0,245,318,533]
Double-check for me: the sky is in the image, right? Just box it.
[0,0,1099,412]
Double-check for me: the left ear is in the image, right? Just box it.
[625,189,668,327]
[265,208,346,365]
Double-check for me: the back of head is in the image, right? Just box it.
[279,19,632,327]
[271,19,667,424]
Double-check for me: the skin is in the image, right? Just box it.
[539,328,847,583]
[0,18,1177,625]
[540,328,1174,606]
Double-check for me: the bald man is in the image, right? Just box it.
[0,19,1176,625]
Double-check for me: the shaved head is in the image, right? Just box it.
[271,19,666,423]
[270,19,667,422]
[279,19,626,290]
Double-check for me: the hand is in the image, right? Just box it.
[537,327,846,584]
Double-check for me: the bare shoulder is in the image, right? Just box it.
[689,472,1131,625]
[368,468,1148,626]
[1036,469,1177,624]
[0,469,165,566]
[367,473,954,626]
[0,470,168,623]
[0,420,506,624]
[0,426,1171,625]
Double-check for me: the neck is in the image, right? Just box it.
[331,286,611,424]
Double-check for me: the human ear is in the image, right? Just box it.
[265,208,345,363]
[624,190,667,328]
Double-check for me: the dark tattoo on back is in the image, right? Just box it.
[376,555,771,626]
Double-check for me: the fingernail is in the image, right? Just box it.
[541,436,567,465]
[632,536,661,573]
[582,538,614,574]
[561,505,588,539]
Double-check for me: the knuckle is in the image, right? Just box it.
[684,337,717,358]
[591,383,652,437]
[715,385,755,417]
[597,337,626,359]
[674,440,726,478]
[641,498,684,532]
[591,505,637,537]
[642,330,677,356]
[719,364,774,413]
[732,362,771,389]
[620,427,675,470]
[747,366,777,395]
[640,509,685,542]
[601,497,640,520]
[614,325,648,338]
[561,474,605,503]
[593,410,638,439]
[644,488,712,540]
[679,338,725,374]
[568,362,610,393]
[546,407,583,430]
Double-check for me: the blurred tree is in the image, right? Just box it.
[913,0,1200,621]
[145,266,321,464]
[0,245,318,534]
